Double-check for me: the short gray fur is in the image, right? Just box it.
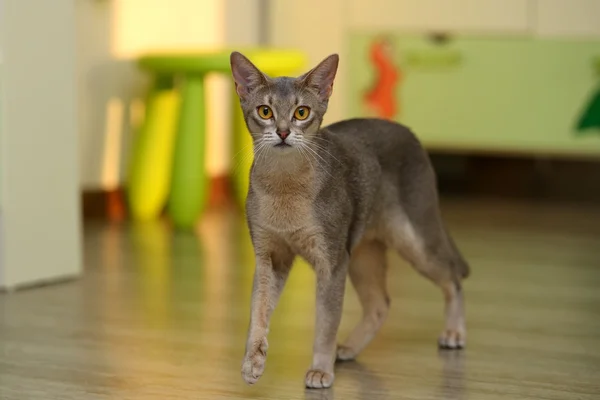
[230,51,470,390]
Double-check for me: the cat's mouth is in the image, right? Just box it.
[274,142,292,148]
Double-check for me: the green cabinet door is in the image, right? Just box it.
[348,34,600,157]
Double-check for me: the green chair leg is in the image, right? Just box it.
[168,73,208,229]
[127,75,179,220]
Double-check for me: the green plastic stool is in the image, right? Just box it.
[127,49,307,229]
[127,75,179,222]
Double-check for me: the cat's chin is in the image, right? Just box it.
[273,143,295,152]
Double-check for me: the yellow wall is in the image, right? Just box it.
[77,0,261,189]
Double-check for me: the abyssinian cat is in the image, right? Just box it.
[230,51,469,389]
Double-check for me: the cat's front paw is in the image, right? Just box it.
[305,369,334,389]
[438,328,466,349]
[241,337,268,385]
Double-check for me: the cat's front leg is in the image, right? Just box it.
[241,248,294,385]
[305,253,349,389]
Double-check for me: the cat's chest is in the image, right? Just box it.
[256,193,316,233]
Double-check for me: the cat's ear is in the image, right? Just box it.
[300,54,339,101]
[230,51,267,100]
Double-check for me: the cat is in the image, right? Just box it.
[230,51,469,389]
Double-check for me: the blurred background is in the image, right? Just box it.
[3,0,598,287]
[0,1,599,399]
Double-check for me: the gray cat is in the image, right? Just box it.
[230,51,469,389]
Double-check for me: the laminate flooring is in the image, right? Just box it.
[1,198,600,399]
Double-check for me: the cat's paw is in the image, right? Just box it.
[305,369,334,389]
[335,344,357,362]
[438,329,466,349]
[241,337,268,385]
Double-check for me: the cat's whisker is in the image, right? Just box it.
[298,144,315,172]
[254,140,270,167]
[302,143,333,171]
[237,139,271,175]
[232,139,266,176]
[232,146,258,176]
[301,143,336,182]
[308,140,343,166]
[231,141,254,161]
[252,143,265,168]
[313,135,333,147]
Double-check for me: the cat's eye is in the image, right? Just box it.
[294,106,310,121]
[257,105,273,119]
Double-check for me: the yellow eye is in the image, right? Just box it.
[257,105,273,119]
[294,106,310,121]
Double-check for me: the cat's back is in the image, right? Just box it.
[322,118,425,166]
[324,118,419,149]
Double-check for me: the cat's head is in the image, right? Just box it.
[230,51,339,153]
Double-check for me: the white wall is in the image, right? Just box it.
[0,0,81,289]
[535,0,600,37]
[346,0,531,33]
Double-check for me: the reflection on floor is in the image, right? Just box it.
[1,198,600,399]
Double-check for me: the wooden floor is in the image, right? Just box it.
[1,198,600,399]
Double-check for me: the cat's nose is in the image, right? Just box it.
[276,130,290,140]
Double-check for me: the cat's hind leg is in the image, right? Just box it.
[337,239,390,361]
[385,207,468,349]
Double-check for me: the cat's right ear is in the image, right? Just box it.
[230,52,267,100]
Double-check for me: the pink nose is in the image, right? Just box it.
[277,130,289,140]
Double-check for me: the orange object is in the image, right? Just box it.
[107,188,126,222]
[364,39,400,119]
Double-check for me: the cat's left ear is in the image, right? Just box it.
[300,54,339,102]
